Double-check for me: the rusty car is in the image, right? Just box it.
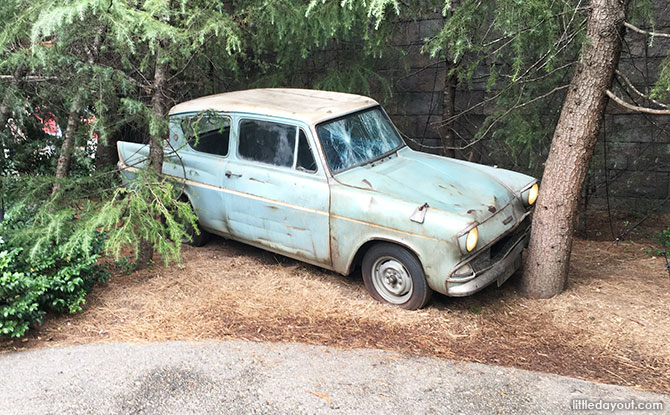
[117,89,539,309]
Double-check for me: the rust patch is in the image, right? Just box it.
[267,205,278,210]
[488,206,497,213]
[439,183,457,190]
[249,177,266,184]
[467,209,476,214]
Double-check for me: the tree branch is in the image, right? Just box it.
[0,75,58,82]
[606,89,670,114]
[614,69,669,109]
[624,22,670,39]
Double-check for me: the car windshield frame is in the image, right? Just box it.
[315,106,406,175]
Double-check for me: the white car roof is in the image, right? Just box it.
[169,88,379,125]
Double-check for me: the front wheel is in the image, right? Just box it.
[361,243,432,310]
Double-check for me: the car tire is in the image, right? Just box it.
[177,197,210,247]
[183,217,210,247]
[361,243,432,310]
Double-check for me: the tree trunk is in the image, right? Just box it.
[94,132,119,170]
[0,66,26,222]
[521,0,628,298]
[0,65,26,128]
[440,59,457,158]
[52,92,83,192]
[137,42,170,268]
[148,44,168,174]
[52,26,106,194]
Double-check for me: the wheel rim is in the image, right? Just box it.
[371,256,413,304]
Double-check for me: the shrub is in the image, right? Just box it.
[0,250,48,338]
[0,206,108,338]
[28,234,108,315]
[0,168,192,338]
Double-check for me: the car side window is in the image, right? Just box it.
[182,114,230,157]
[296,129,317,173]
[238,119,296,168]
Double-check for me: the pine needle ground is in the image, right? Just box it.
[2,236,668,394]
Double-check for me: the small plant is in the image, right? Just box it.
[115,257,136,275]
[648,229,670,256]
[656,229,670,251]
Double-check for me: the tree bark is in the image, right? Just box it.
[0,65,26,128]
[440,59,457,158]
[94,132,119,170]
[148,44,168,174]
[521,0,628,298]
[52,92,83,190]
[0,66,26,222]
[137,41,170,268]
[52,26,106,194]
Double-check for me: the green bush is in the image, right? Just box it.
[0,168,191,338]
[28,236,108,315]
[0,250,48,338]
[0,206,108,338]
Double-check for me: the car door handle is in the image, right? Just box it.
[225,171,242,179]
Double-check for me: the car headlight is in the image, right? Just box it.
[465,227,478,252]
[521,183,539,207]
[458,225,479,254]
[528,183,539,205]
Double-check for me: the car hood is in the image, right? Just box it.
[334,148,524,223]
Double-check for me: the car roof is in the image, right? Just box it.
[168,88,379,124]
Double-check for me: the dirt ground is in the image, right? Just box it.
[2,214,669,394]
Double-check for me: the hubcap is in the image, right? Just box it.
[371,256,413,304]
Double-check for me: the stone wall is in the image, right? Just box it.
[375,11,670,215]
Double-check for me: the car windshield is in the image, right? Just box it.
[316,107,404,174]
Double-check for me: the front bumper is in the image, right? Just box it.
[446,222,529,297]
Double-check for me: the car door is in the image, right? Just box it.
[163,113,231,233]
[223,117,331,266]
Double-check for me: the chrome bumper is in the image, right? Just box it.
[446,231,528,297]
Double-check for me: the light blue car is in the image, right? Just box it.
[118,89,538,309]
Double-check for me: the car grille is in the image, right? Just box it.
[469,216,531,272]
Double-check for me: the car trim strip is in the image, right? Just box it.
[329,214,438,241]
[119,160,437,241]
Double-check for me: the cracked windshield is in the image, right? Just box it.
[316,107,404,173]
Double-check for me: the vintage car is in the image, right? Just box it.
[118,89,538,309]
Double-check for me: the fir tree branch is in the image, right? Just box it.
[0,75,57,81]
[614,69,670,109]
[624,22,670,39]
[448,84,569,151]
[606,89,670,115]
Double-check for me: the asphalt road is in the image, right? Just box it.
[0,340,667,415]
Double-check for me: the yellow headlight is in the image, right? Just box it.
[465,227,478,252]
[528,183,539,205]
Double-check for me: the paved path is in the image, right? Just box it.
[0,340,667,414]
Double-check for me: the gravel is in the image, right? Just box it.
[0,340,667,415]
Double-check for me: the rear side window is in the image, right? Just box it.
[182,114,230,157]
[238,119,296,167]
